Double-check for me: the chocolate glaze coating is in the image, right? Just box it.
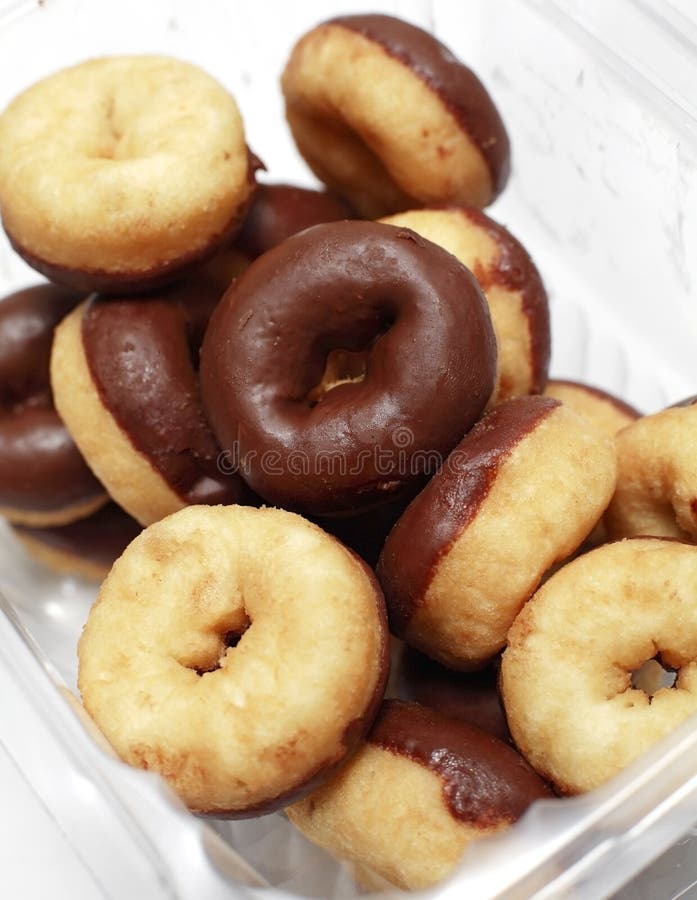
[235,183,352,260]
[671,395,697,409]
[398,648,510,743]
[369,700,551,825]
[457,207,550,393]
[82,279,244,506]
[377,395,559,632]
[14,501,140,567]
[200,220,496,515]
[0,285,104,513]
[331,14,510,200]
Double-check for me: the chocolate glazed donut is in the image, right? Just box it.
[0,284,105,525]
[200,221,497,515]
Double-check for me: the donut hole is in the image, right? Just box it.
[193,619,251,676]
[307,348,370,406]
[630,655,678,699]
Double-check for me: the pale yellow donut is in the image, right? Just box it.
[544,379,640,439]
[502,538,697,794]
[78,505,388,816]
[0,56,254,290]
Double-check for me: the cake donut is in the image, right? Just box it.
[13,502,140,581]
[78,504,389,816]
[287,700,551,890]
[282,14,509,217]
[501,538,697,794]
[605,398,697,541]
[0,284,106,526]
[0,56,256,293]
[377,396,617,669]
[234,183,352,260]
[51,275,244,526]
[200,220,497,516]
[545,379,640,438]
[380,207,550,407]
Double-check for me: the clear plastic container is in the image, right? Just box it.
[1,0,697,896]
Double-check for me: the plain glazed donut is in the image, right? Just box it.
[78,504,389,816]
[0,284,106,526]
[200,220,496,516]
[377,396,617,669]
[13,502,140,581]
[380,207,550,407]
[51,275,244,526]
[501,538,697,794]
[234,183,352,260]
[605,398,697,541]
[0,56,256,293]
[282,15,509,217]
[287,700,551,890]
[545,379,640,438]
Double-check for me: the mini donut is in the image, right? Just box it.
[78,504,389,816]
[545,379,640,438]
[200,220,497,516]
[0,56,256,293]
[51,274,244,526]
[13,502,141,581]
[287,700,551,891]
[398,647,510,743]
[501,538,697,794]
[377,396,617,669]
[605,398,697,541]
[0,284,106,526]
[282,14,509,217]
[234,183,352,260]
[380,207,550,407]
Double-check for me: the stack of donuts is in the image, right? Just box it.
[1,13,696,893]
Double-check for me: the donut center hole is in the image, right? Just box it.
[194,625,249,676]
[307,348,370,406]
[630,656,678,698]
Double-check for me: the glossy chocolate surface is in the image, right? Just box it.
[331,14,510,199]
[377,395,559,632]
[200,220,496,515]
[399,648,510,742]
[235,183,352,260]
[369,700,550,825]
[0,285,104,512]
[459,207,550,393]
[82,279,243,506]
[14,501,140,566]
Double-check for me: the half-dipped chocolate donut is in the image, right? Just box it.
[287,700,551,890]
[0,57,256,293]
[78,504,389,816]
[0,284,106,526]
[380,207,550,406]
[200,220,497,516]
[51,275,244,526]
[282,14,510,217]
[377,396,617,669]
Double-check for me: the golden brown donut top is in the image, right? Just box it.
[368,700,551,825]
[551,378,642,419]
[329,14,510,199]
[200,220,497,515]
[377,395,559,632]
[0,284,103,512]
[81,279,244,506]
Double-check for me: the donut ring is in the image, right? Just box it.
[501,538,697,794]
[51,275,244,526]
[0,284,106,526]
[545,379,640,438]
[200,220,497,515]
[380,207,550,407]
[282,15,509,217]
[605,398,697,541]
[287,700,551,891]
[0,56,255,293]
[78,505,389,816]
[13,502,140,582]
[377,396,617,669]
